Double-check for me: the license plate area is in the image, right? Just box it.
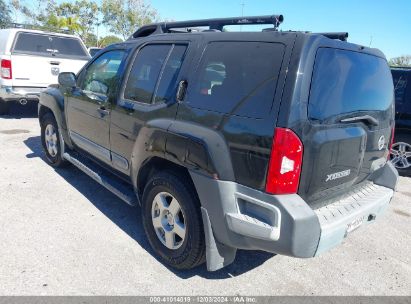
[346,215,365,235]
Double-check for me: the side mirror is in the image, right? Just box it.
[58,72,76,87]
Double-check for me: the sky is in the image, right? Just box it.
[147,0,411,60]
[13,0,411,60]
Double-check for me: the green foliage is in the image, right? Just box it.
[0,0,12,28]
[389,55,411,67]
[56,0,99,42]
[85,33,98,47]
[101,0,158,40]
[15,0,98,41]
[99,35,123,47]
[8,0,150,48]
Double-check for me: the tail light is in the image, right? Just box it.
[1,59,12,79]
[266,128,303,195]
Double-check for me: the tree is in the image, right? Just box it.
[101,0,158,40]
[14,0,99,43]
[57,0,99,43]
[99,35,123,47]
[389,55,411,67]
[0,0,12,28]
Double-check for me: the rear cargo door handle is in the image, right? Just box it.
[97,106,110,117]
[49,61,61,65]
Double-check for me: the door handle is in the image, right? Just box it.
[97,106,110,117]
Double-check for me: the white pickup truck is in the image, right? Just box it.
[0,28,90,115]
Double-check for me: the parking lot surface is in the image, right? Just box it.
[1,108,410,296]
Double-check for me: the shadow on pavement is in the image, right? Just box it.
[23,135,275,280]
[0,102,38,119]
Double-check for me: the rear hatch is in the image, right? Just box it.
[298,47,394,205]
[10,32,90,87]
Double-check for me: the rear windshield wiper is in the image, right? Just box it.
[339,115,379,126]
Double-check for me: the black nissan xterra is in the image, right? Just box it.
[38,15,398,271]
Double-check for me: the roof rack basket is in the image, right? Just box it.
[130,15,284,39]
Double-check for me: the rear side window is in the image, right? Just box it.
[13,32,89,58]
[392,70,411,114]
[404,73,411,114]
[188,42,285,118]
[124,44,187,104]
[309,48,393,121]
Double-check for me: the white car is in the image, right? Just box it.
[0,28,90,115]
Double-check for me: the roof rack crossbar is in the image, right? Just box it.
[315,32,349,41]
[131,15,284,39]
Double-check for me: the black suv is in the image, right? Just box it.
[37,15,398,271]
[391,67,411,173]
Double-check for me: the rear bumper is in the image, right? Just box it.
[0,86,46,102]
[190,162,398,269]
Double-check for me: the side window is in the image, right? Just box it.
[124,44,187,104]
[404,73,411,114]
[81,50,126,95]
[188,42,285,118]
[153,45,187,104]
[392,70,408,111]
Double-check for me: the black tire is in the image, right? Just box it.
[0,100,10,115]
[142,171,206,270]
[40,113,67,167]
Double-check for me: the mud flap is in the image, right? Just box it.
[201,207,237,271]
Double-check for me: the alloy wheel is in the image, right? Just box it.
[151,192,186,250]
[390,142,411,169]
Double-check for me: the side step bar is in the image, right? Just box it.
[63,152,138,206]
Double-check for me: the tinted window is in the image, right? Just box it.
[124,44,186,104]
[82,50,125,95]
[404,73,411,113]
[309,48,394,121]
[13,32,89,58]
[89,48,101,57]
[392,71,408,101]
[189,42,285,118]
[153,45,187,103]
[124,45,171,104]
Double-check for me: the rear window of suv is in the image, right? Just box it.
[13,32,89,59]
[309,48,393,121]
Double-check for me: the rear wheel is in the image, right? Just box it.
[40,113,67,167]
[142,171,206,270]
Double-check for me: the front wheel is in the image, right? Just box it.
[40,113,67,167]
[142,171,206,270]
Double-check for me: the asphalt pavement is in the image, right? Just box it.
[0,105,410,296]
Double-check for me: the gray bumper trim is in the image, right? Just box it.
[190,161,397,270]
[190,171,321,259]
[314,183,393,255]
[0,86,45,102]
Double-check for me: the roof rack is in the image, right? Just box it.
[316,32,349,41]
[130,15,284,39]
[5,23,74,35]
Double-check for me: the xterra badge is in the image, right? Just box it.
[326,169,351,182]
